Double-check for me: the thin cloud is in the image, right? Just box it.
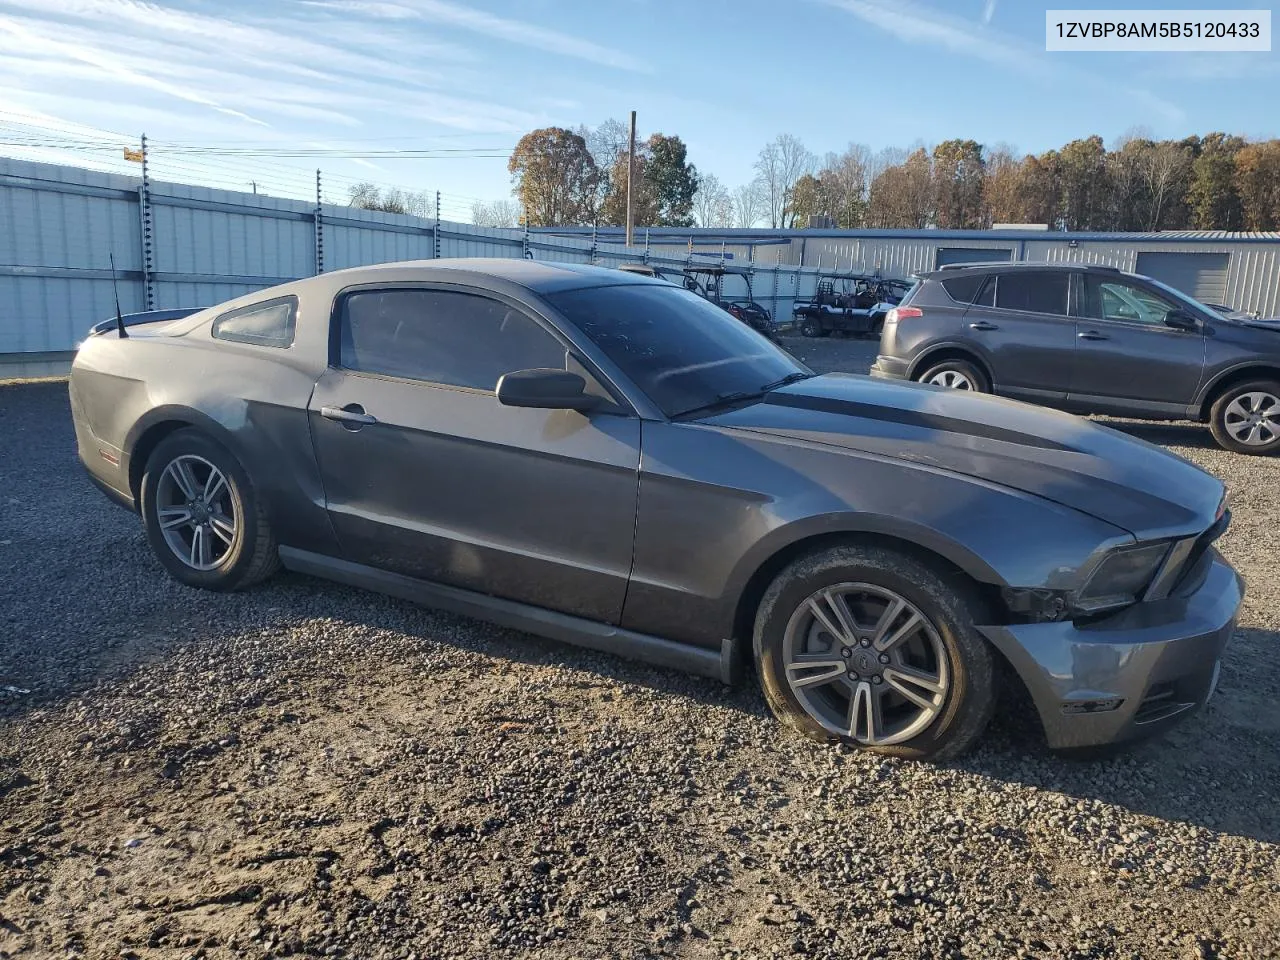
[824,0,1184,125]
[981,0,997,25]
[305,0,651,72]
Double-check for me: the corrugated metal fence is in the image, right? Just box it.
[1,158,833,358]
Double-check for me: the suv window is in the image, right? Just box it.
[338,289,566,390]
[994,271,1069,315]
[1081,275,1176,326]
[212,297,296,347]
[940,274,986,304]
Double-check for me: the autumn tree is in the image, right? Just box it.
[1188,133,1246,230]
[932,139,986,228]
[508,127,601,226]
[1235,140,1280,230]
[982,146,1023,224]
[1056,136,1110,230]
[787,173,830,227]
[814,145,869,228]
[866,148,933,228]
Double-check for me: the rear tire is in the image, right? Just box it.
[917,358,990,393]
[754,544,996,761]
[140,429,279,591]
[1208,379,1280,455]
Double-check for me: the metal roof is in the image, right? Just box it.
[537,227,1280,244]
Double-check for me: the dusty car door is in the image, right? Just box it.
[974,270,1076,402]
[306,285,642,624]
[1068,273,1207,416]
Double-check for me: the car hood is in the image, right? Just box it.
[1239,316,1280,331]
[704,373,1223,538]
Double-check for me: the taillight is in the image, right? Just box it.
[885,306,923,324]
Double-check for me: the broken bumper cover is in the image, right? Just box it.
[979,549,1243,750]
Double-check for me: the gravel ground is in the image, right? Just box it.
[1,349,1278,960]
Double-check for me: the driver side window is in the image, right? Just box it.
[1082,276,1174,326]
[338,289,566,390]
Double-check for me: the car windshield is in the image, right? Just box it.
[545,283,809,417]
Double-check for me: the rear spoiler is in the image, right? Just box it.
[88,308,202,337]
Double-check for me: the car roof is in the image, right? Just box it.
[920,261,1123,280]
[320,257,664,294]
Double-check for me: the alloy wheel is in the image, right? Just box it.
[155,454,238,571]
[927,369,973,390]
[1223,391,1279,446]
[781,583,950,746]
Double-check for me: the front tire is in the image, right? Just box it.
[754,544,996,761]
[1208,380,1280,455]
[799,317,821,338]
[140,429,279,590]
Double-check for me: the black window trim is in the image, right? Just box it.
[987,269,1073,319]
[327,281,638,414]
[211,294,298,348]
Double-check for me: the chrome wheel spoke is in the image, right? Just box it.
[158,507,193,530]
[787,655,848,689]
[884,665,945,711]
[806,589,859,646]
[203,468,227,506]
[166,460,199,500]
[189,525,210,567]
[872,601,921,653]
[847,681,881,744]
[209,513,235,546]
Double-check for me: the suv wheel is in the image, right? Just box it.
[140,429,280,590]
[917,359,989,393]
[799,317,822,338]
[754,544,996,761]
[1209,380,1280,454]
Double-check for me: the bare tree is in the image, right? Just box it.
[1139,141,1192,230]
[692,173,735,228]
[733,180,765,228]
[471,198,521,228]
[754,134,816,228]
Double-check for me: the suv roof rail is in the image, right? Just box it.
[935,260,1124,273]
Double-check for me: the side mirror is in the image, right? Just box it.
[496,368,599,412]
[1165,309,1199,331]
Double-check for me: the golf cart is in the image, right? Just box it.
[680,264,780,341]
[792,274,913,338]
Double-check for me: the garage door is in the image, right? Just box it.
[1135,252,1230,304]
[935,247,1013,268]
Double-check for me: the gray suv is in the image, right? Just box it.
[870,262,1280,454]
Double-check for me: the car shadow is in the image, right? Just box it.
[961,624,1280,845]
[1094,418,1218,451]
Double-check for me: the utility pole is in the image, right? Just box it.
[625,110,637,247]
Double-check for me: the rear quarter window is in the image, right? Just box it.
[212,297,297,348]
[941,274,987,304]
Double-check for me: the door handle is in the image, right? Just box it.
[1077,331,1110,341]
[320,404,378,426]
[968,321,999,331]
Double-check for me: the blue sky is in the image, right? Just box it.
[0,0,1275,215]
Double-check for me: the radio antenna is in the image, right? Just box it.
[109,252,127,338]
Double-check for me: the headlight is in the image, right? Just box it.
[1076,542,1170,614]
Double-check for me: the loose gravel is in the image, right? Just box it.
[1,349,1278,960]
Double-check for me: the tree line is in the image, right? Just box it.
[352,126,1280,233]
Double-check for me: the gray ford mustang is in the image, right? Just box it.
[69,259,1243,759]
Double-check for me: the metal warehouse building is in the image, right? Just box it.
[541,227,1280,319]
